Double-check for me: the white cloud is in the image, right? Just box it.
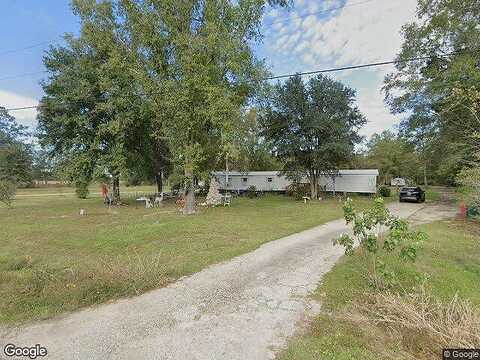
[270,0,417,66]
[355,87,402,139]
[0,90,38,129]
[264,0,418,139]
[304,0,416,65]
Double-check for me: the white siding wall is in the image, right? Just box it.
[215,174,290,191]
[213,170,378,193]
[318,174,377,193]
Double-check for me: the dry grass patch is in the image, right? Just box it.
[350,289,480,357]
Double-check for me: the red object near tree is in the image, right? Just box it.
[459,203,467,219]
[101,183,109,199]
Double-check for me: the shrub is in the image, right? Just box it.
[378,185,391,197]
[0,180,16,207]
[286,182,310,200]
[75,180,89,199]
[334,197,426,289]
[125,175,141,187]
[246,185,257,198]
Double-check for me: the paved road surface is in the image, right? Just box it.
[0,201,456,360]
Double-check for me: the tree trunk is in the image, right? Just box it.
[156,170,163,194]
[310,170,317,200]
[183,166,196,215]
[423,163,428,187]
[112,176,120,204]
[225,154,229,188]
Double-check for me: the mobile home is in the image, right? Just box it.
[212,169,379,194]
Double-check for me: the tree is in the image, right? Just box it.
[0,179,16,208]
[384,0,480,184]
[0,107,33,185]
[37,0,154,202]
[261,74,365,199]
[364,130,420,185]
[228,109,281,171]
[123,0,288,214]
[31,148,54,184]
[335,197,426,288]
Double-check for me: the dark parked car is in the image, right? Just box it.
[399,186,425,203]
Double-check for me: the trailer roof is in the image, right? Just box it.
[212,169,379,176]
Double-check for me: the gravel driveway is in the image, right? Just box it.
[1,201,456,360]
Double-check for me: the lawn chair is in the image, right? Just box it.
[222,194,232,207]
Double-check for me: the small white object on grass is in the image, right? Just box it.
[79,208,87,216]
[154,195,163,207]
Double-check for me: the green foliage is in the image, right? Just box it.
[335,197,426,288]
[0,142,34,185]
[75,179,89,199]
[261,74,365,199]
[363,131,420,185]
[0,179,16,207]
[285,182,310,200]
[384,0,480,184]
[246,185,257,198]
[378,185,391,198]
[230,109,281,171]
[456,167,480,207]
[121,0,287,214]
[0,107,33,185]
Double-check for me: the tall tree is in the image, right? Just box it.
[261,74,365,199]
[38,0,155,202]
[384,0,480,184]
[123,0,287,214]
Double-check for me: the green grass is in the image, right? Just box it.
[0,187,375,324]
[278,220,480,360]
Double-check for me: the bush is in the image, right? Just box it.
[125,175,141,187]
[378,185,391,197]
[246,185,257,198]
[0,180,16,207]
[334,197,426,289]
[286,182,310,200]
[75,180,89,199]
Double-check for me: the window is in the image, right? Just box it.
[242,177,248,183]
[267,177,273,182]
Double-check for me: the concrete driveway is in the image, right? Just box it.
[1,201,456,360]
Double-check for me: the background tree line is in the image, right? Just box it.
[2,0,479,210]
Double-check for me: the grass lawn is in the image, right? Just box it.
[278,220,480,360]
[0,187,375,324]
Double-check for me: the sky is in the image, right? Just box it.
[0,0,418,140]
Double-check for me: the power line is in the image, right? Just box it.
[264,0,377,27]
[4,49,473,112]
[264,57,420,80]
